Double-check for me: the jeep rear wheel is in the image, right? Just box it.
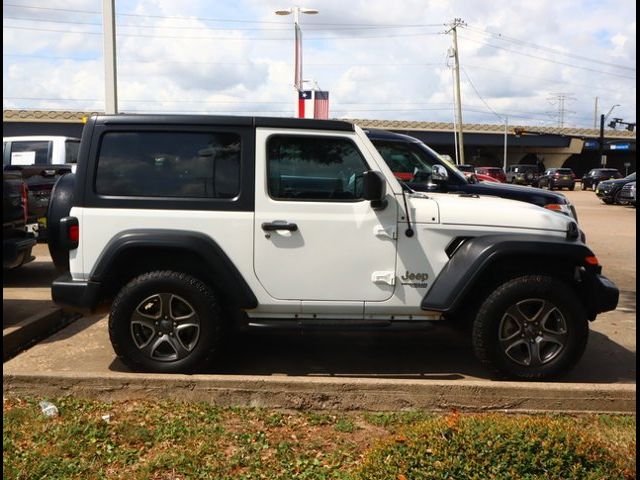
[472,275,588,380]
[109,271,221,373]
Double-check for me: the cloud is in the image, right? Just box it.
[2,0,636,127]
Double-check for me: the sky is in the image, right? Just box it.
[2,0,637,128]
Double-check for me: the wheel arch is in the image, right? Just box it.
[422,235,597,316]
[92,229,258,309]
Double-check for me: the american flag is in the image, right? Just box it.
[313,90,329,119]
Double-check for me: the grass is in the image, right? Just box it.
[3,396,635,480]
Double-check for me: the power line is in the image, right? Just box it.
[460,67,502,121]
[463,62,627,96]
[458,34,636,80]
[3,4,442,27]
[1,53,446,68]
[2,14,443,32]
[3,24,442,40]
[464,25,635,71]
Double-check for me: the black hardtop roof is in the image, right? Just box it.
[364,128,421,142]
[93,114,354,132]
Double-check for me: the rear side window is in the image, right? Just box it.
[65,140,80,164]
[267,135,368,201]
[95,132,241,198]
[10,141,51,165]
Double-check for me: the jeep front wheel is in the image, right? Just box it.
[109,271,221,373]
[472,275,588,380]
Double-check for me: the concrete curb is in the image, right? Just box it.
[2,308,77,361]
[3,372,635,413]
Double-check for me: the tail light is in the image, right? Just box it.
[59,216,79,250]
[21,183,28,224]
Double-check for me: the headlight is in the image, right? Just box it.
[544,203,576,220]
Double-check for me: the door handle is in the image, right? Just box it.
[261,220,298,232]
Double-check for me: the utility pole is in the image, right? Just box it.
[446,18,466,165]
[503,116,508,172]
[599,104,621,167]
[599,114,605,166]
[103,0,118,114]
[593,97,599,129]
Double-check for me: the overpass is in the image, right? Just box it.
[353,118,636,176]
[3,109,636,176]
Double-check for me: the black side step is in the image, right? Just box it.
[244,318,440,331]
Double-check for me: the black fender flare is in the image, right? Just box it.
[91,229,258,308]
[421,235,595,313]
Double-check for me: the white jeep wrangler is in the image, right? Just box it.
[49,115,619,379]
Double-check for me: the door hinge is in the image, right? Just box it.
[374,225,397,239]
[371,271,396,286]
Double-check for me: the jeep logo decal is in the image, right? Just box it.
[400,271,429,288]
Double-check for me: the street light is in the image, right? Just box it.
[275,6,318,94]
[599,104,621,166]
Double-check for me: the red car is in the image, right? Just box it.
[474,166,507,183]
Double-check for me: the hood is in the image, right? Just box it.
[411,192,573,233]
[599,178,631,187]
[467,181,568,205]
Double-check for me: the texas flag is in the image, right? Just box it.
[298,90,314,119]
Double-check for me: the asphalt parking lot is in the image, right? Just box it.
[3,188,636,410]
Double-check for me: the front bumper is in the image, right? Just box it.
[585,273,619,318]
[595,187,616,200]
[52,273,102,314]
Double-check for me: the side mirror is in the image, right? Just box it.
[431,164,449,183]
[363,170,387,210]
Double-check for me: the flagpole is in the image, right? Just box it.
[275,6,319,118]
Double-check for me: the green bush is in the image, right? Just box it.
[356,413,634,480]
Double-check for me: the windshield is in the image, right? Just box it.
[371,139,467,184]
[625,172,636,180]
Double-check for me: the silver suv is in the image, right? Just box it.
[506,165,540,186]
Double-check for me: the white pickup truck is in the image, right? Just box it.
[3,136,80,238]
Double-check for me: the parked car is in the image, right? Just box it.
[595,172,636,204]
[3,136,80,239]
[366,129,577,219]
[47,115,618,380]
[3,170,36,269]
[538,168,576,191]
[475,172,500,182]
[474,166,506,183]
[618,181,636,206]
[581,168,622,191]
[505,165,541,186]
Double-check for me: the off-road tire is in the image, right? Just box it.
[109,271,222,373]
[472,275,588,380]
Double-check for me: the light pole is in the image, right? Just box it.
[276,5,318,117]
[599,104,620,166]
